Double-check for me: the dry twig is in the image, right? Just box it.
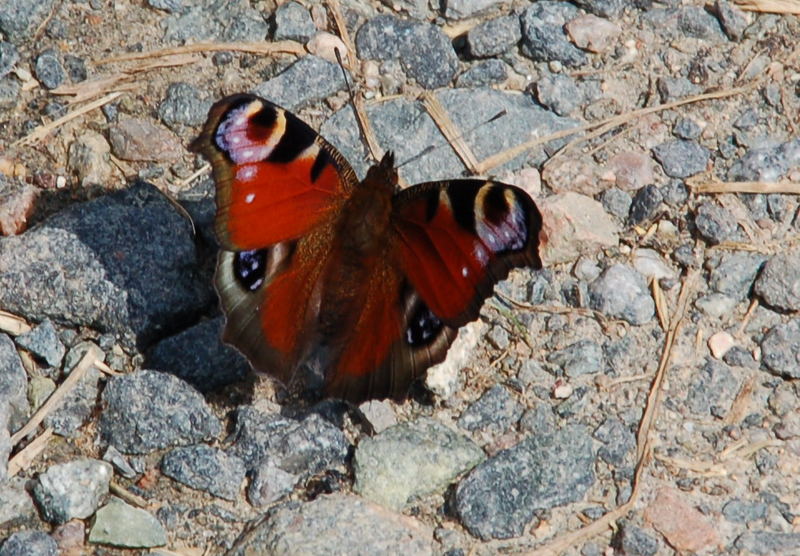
[688,179,800,195]
[95,40,304,65]
[421,91,481,175]
[0,310,31,336]
[734,0,800,14]
[7,428,53,477]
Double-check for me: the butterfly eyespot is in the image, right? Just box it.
[406,300,443,347]
[233,249,268,292]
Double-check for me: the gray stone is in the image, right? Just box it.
[146,317,249,393]
[161,444,246,501]
[678,6,725,39]
[519,404,556,435]
[44,366,101,438]
[356,15,458,89]
[0,0,54,42]
[34,49,66,90]
[694,201,737,244]
[103,445,137,479]
[247,459,299,507]
[722,499,768,523]
[0,478,37,528]
[588,264,654,326]
[761,320,800,379]
[354,418,484,511]
[628,184,663,225]
[729,139,800,182]
[273,1,316,42]
[723,346,758,368]
[233,494,433,555]
[455,59,507,88]
[14,319,65,368]
[32,459,112,524]
[536,73,581,116]
[710,252,766,299]
[148,0,183,12]
[652,140,709,178]
[99,370,222,454]
[466,15,521,58]
[0,402,9,481]
[0,334,28,432]
[520,2,587,68]
[443,0,501,19]
[547,340,603,378]
[88,496,167,548]
[686,359,739,416]
[600,188,632,220]
[594,418,635,466]
[0,531,57,556]
[457,385,523,433]
[163,5,267,43]
[0,77,20,112]
[0,42,19,80]
[158,82,211,129]
[734,532,800,555]
[714,0,749,40]
[657,76,701,102]
[253,55,347,111]
[571,0,625,18]
[228,407,349,475]
[673,117,702,140]
[755,251,800,311]
[456,426,595,540]
[0,183,213,349]
[63,55,87,83]
[612,522,659,556]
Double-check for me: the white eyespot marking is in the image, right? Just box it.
[231,136,242,144]
[236,165,258,182]
[462,267,469,278]
[235,116,246,126]
[241,149,253,159]
[245,193,256,203]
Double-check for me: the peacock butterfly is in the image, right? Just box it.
[190,93,544,402]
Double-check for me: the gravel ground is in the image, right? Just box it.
[1,0,799,554]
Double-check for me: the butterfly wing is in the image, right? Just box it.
[324,178,543,402]
[191,94,358,384]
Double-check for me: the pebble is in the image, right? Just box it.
[760,320,800,379]
[685,358,739,416]
[32,459,112,524]
[99,370,222,454]
[628,184,663,224]
[0,334,28,432]
[600,187,633,220]
[237,494,434,554]
[102,445,137,479]
[612,522,660,556]
[357,400,397,434]
[88,496,167,548]
[34,49,66,90]
[714,0,749,41]
[0,184,212,348]
[466,15,521,58]
[607,151,655,191]
[51,520,85,554]
[520,2,588,68]
[354,417,484,511]
[247,459,299,507]
[643,488,719,552]
[158,82,211,129]
[273,1,315,42]
[355,16,458,89]
[455,59,507,88]
[146,317,249,393]
[0,478,36,528]
[657,76,701,102]
[44,366,101,438]
[425,321,483,399]
[734,531,800,555]
[0,0,54,43]
[754,250,800,311]
[306,32,348,64]
[633,248,674,281]
[0,78,20,112]
[14,319,64,367]
[0,176,38,235]
[694,201,737,244]
[709,252,766,299]
[253,55,347,110]
[538,192,619,266]
[572,0,625,17]
[673,117,702,140]
[63,55,86,83]
[67,131,112,187]
[547,340,604,377]
[535,73,581,116]
[228,407,349,476]
[0,530,57,556]
[108,118,182,161]
[443,0,500,19]
[161,444,246,501]
[148,0,182,12]
[455,425,595,539]
[588,264,654,326]
[722,499,768,523]
[457,385,523,433]
[678,6,726,39]
[652,140,709,178]
[708,331,735,359]
[594,418,635,466]
[729,139,799,182]
[564,14,622,53]
[518,403,556,434]
[0,42,19,80]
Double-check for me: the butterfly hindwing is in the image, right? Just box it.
[190,93,358,250]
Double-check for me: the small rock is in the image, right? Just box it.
[734,532,800,555]
[0,78,21,112]
[0,0,55,43]
[686,358,739,416]
[99,370,222,454]
[158,82,211,130]
[694,202,737,244]
[536,73,581,116]
[678,6,725,40]
[34,49,66,90]
[63,55,87,83]
[564,14,621,53]
[306,32,348,64]
[237,494,433,554]
[32,459,112,524]
[67,131,112,187]
[588,264,654,325]
[0,176,38,236]
[520,2,587,68]
[594,418,635,466]
[539,192,619,265]
[760,320,800,379]
[729,139,799,182]
[652,140,709,178]
[425,321,483,399]
[455,425,595,540]
[673,117,702,140]
[0,42,20,80]
[714,0,749,41]
[600,188,632,220]
[0,334,28,432]
[148,0,182,12]
[723,346,758,368]
[457,385,523,433]
[0,478,36,528]
[273,1,315,42]
[161,444,245,501]
[754,250,800,311]
[722,499,768,523]
[628,184,663,225]
[633,249,674,281]
[518,403,556,434]
[14,319,65,367]
[607,151,655,191]
[358,400,397,434]
[102,445,137,479]
[707,331,735,359]
[247,459,299,507]
[466,15,521,58]
[443,0,501,19]
[657,76,701,102]
[44,365,101,438]
[88,497,167,548]
[354,418,484,511]
[108,118,182,162]
[643,488,719,552]
[455,59,507,88]
[547,340,603,377]
[612,522,660,556]
[571,0,625,17]
[0,530,57,556]
[253,55,348,110]
[709,252,766,299]
[51,521,86,555]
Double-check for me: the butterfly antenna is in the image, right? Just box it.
[334,47,355,106]
[396,109,508,170]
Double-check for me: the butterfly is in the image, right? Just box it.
[190,93,544,403]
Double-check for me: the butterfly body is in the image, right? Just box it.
[191,93,544,402]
